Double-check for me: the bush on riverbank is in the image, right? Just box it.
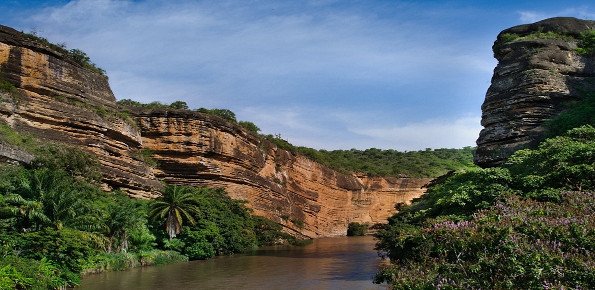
[375,125,595,288]
[346,222,368,236]
[83,250,188,274]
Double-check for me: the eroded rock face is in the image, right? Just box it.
[138,110,430,237]
[0,24,429,237]
[475,17,595,167]
[0,25,162,197]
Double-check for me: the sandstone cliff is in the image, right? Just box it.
[137,110,430,237]
[475,17,595,167]
[0,25,428,237]
[0,25,162,197]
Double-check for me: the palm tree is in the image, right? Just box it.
[0,193,50,231]
[103,195,145,252]
[149,185,201,240]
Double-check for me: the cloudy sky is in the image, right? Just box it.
[1,1,594,150]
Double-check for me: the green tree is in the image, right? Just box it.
[149,185,201,240]
[239,121,260,133]
[169,101,189,110]
[0,194,49,231]
[197,108,237,122]
[101,195,147,252]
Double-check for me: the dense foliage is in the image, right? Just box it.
[375,125,595,288]
[156,187,299,260]
[306,147,476,178]
[346,222,368,236]
[0,123,298,289]
[576,29,595,55]
[499,31,573,44]
[117,99,190,110]
[499,29,595,56]
[261,134,476,177]
[262,135,476,177]
[546,91,594,137]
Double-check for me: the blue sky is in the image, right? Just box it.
[1,1,594,150]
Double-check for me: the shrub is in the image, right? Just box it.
[196,108,237,122]
[376,126,595,289]
[181,224,221,260]
[252,215,291,246]
[506,125,595,192]
[499,31,573,44]
[32,144,101,181]
[546,92,594,137]
[376,192,595,289]
[576,29,595,55]
[239,121,260,133]
[0,122,38,152]
[346,222,368,236]
[15,228,100,274]
[392,167,514,225]
[169,101,189,110]
[0,256,66,289]
[131,148,159,167]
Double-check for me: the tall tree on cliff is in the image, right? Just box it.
[149,185,201,239]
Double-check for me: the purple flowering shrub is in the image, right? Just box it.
[376,192,595,289]
[376,126,595,288]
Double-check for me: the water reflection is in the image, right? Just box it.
[79,236,388,290]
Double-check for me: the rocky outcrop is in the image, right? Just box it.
[0,25,162,197]
[476,17,595,167]
[0,140,34,164]
[0,24,429,237]
[137,110,430,237]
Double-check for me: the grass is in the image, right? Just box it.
[131,148,159,167]
[0,79,23,106]
[82,250,188,274]
[0,122,38,153]
[500,31,574,44]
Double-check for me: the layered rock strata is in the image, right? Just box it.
[0,24,429,237]
[475,17,595,167]
[0,25,162,197]
[138,110,430,237]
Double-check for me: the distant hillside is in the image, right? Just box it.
[293,147,476,178]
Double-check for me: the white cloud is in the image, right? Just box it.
[11,0,495,150]
[349,116,482,150]
[22,0,492,101]
[518,11,545,23]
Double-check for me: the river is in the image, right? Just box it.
[79,236,388,290]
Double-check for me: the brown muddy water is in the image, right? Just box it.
[79,236,388,290]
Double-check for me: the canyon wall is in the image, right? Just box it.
[0,25,428,237]
[0,25,162,197]
[137,111,430,237]
[475,17,595,167]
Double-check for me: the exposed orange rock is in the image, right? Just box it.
[0,24,429,237]
[138,111,430,237]
[0,25,162,198]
